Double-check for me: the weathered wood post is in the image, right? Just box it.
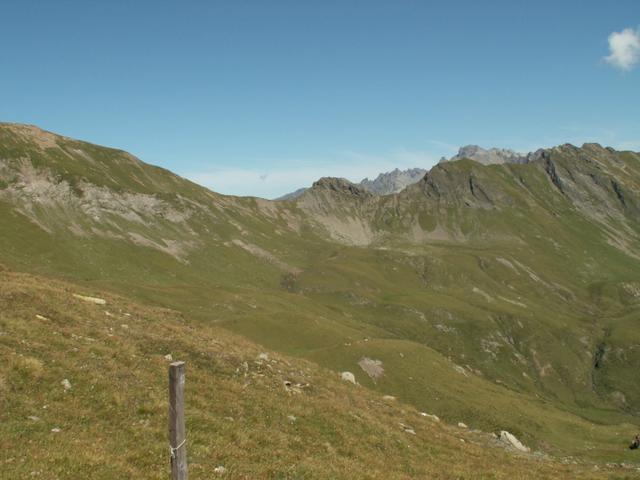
[169,361,188,480]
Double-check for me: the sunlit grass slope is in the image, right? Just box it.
[4,268,634,479]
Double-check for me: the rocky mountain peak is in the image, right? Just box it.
[278,167,428,201]
[311,177,371,197]
[442,145,528,165]
[359,167,427,195]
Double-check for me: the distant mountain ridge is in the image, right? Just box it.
[359,167,427,194]
[277,145,531,200]
[440,145,528,165]
[275,166,428,200]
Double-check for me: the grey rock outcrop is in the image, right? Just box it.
[276,167,428,200]
[442,145,528,165]
[359,168,427,195]
[498,430,530,452]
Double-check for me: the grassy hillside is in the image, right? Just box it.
[2,123,640,475]
[3,267,630,479]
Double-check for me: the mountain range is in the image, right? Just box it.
[441,144,528,165]
[277,144,532,200]
[2,122,640,477]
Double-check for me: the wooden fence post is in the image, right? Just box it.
[169,361,188,480]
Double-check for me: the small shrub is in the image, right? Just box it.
[12,356,44,381]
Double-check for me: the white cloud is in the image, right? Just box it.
[182,149,440,199]
[604,27,640,71]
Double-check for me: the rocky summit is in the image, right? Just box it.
[440,145,529,165]
[2,123,640,478]
[278,145,533,201]
[359,167,428,195]
[277,167,429,200]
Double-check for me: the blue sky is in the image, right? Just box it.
[1,1,639,198]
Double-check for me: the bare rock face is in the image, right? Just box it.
[442,145,528,165]
[359,168,427,195]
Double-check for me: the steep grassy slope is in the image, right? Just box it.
[1,122,640,471]
[3,267,629,479]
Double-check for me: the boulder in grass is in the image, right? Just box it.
[420,412,440,422]
[340,371,356,384]
[499,430,530,452]
[73,293,107,305]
